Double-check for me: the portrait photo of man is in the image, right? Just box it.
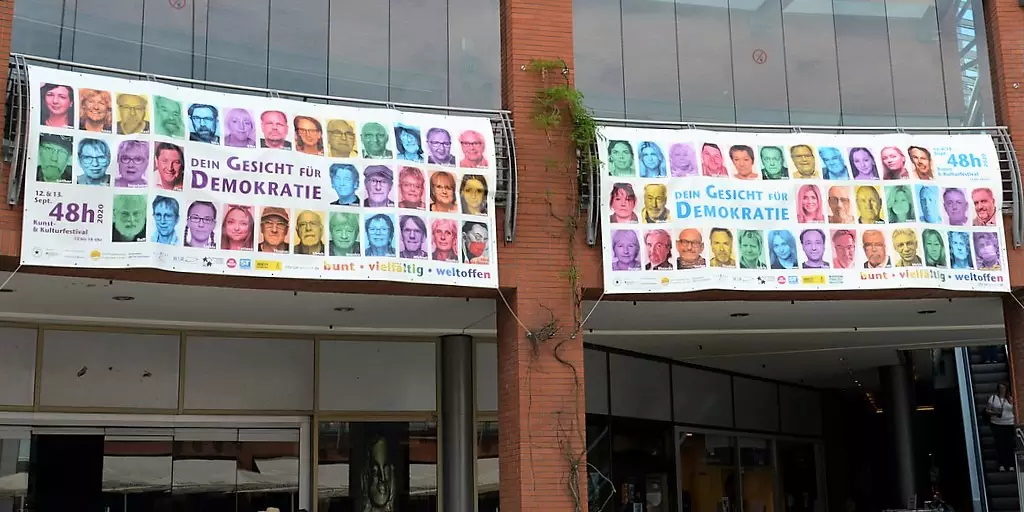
[116,93,149,135]
[151,195,180,246]
[364,165,395,208]
[709,228,735,267]
[329,163,360,206]
[399,215,428,259]
[327,119,358,157]
[153,96,184,138]
[459,130,489,168]
[644,229,673,270]
[188,103,220,144]
[831,229,856,269]
[892,228,922,267]
[260,110,292,150]
[800,229,829,268]
[908,146,935,180]
[37,133,73,183]
[676,228,706,269]
[972,187,997,226]
[790,144,820,179]
[361,122,393,158]
[759,146,788,180]
[111,194,147,243]
[426,127,456,166]
[462,221,490,264]
[855,186,884,224]
[329,211,361,257]
[917,185,942,223]
[862,229,890,268]
[76,138,110,186]
[819,146,849,180]
[258,207,290,253]
[293,210,325,256]
[943,188,969,226]
[827,186,853,224]
[642,184,669,223]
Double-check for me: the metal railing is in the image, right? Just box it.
[586,118,1024,248]
[2,54,520,242]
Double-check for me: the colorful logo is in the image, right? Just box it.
[255,260,283,271]
[89,250,101,260]
[776,276,786,284]
[239,259,252,269]
[226,258,237,268]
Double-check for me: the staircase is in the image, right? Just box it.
[968,346,1020,512]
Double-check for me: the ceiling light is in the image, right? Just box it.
[112,296,135,301]
[729,312,749,318]
[917,310,936,315]
[333,307,355,312]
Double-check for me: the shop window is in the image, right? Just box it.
[0,428,30,512]
[477,421,499,512]
[317,421,438,511]
[740,437,775,512]
[611,418,675,512]
[677,432,738,512]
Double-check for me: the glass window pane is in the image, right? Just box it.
[0,431,31,512]
[477,421,499,511]
[269,0,328,94]
[574,0,626,118]
[317,421,438,511]
[389,0,447,105]
[622,0,681,121]
[677,432,738,512]
[835,0,897,125]
[101,436,173,511]
[677,0,735,123]
[237,430,301,511]
[612,418,675,511]
[740,437,775,512]
[206,0,270,88]
[72,0,143,70]
[141,0,195,78]
[730,0,790,123]
[172,432,239,508]
[586,415,613,512]
[778,441,823,512]
[328,0,389,101]
[936,0,994,126]
[12,0,64,57]
[886,0,947,126]
[448,0,500,109]
[783,1,842,125]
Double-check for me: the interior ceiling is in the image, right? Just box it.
[0,273,1007,388]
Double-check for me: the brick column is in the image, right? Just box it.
[1004,295,1024,412]
[0,0,16,256]
[496,0,587,510]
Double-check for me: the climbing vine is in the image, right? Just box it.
[522,57,611,512]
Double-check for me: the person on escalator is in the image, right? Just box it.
[986,382,1017,471]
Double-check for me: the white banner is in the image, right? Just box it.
[23,66,498,288]
[599,126,1009,293]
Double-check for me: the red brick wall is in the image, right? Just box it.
[0,0,15,256]
[496,0,588,510]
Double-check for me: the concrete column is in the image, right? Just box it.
[881,362,917,506]
[440,334,476,512]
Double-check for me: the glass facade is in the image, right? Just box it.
[574,0,995,127]
[12,0,501,109]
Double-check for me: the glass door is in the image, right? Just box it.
[739,437,775,512]
[676,430,738,512]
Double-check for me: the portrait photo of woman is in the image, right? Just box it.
[796,184,825,223]
[973,232,1001,270]
[429,171,459,213]
[220,204,255,251]
[609,183,638,224]
[223,108,257,148]
[948,231,974,269]
[922,229,946,267]
[431,218,459,262]
[460,174,488,215]
[607,140,635,177]
[184,201,218,249]
[880,146,910,180]
[638,141,666,178]
[294,115,324,156]
[395,124,424,162]
[610,230,641,271]
[849,147,880,180]
[768,230,798,269]
[78,88,111,132]
[886,185,916,223]
[365,214,396,257]
[40,83,74,128]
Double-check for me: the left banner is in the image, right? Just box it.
[21,66,498,288]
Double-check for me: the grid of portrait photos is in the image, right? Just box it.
[26,69,498,287]
[599,127,1008,293]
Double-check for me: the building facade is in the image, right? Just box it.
[2,0,1024,511]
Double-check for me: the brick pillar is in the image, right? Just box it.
[0,0,17,256]
[496,0,587,510]
[1003,295,1024,412]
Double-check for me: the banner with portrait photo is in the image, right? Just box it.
[23,66,498,288]
[599,126,1009,293]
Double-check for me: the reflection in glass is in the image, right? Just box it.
[886,0,947,126]
[0,434,30,512]
[740,437,775,512]
[317,421,438,511]
[389,0,448,105]
[72,0,144,70]
[678,433,738,512]
[12,0,64,58]
[101,436,173,511]
[141,0,195,78]
[477,421,499,512]
[206,0,271,88]
[730,0,789,124]
[573,0,626,118]
[328,0,390,101]
[778,441,821,512]
[449,0,501,109]
[237,429,301,512]
[834,0,897,126]
[269,0,329,94]
[782,1,841,125]
[622,0,680,121]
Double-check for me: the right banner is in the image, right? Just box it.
[599,126,1010,293]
